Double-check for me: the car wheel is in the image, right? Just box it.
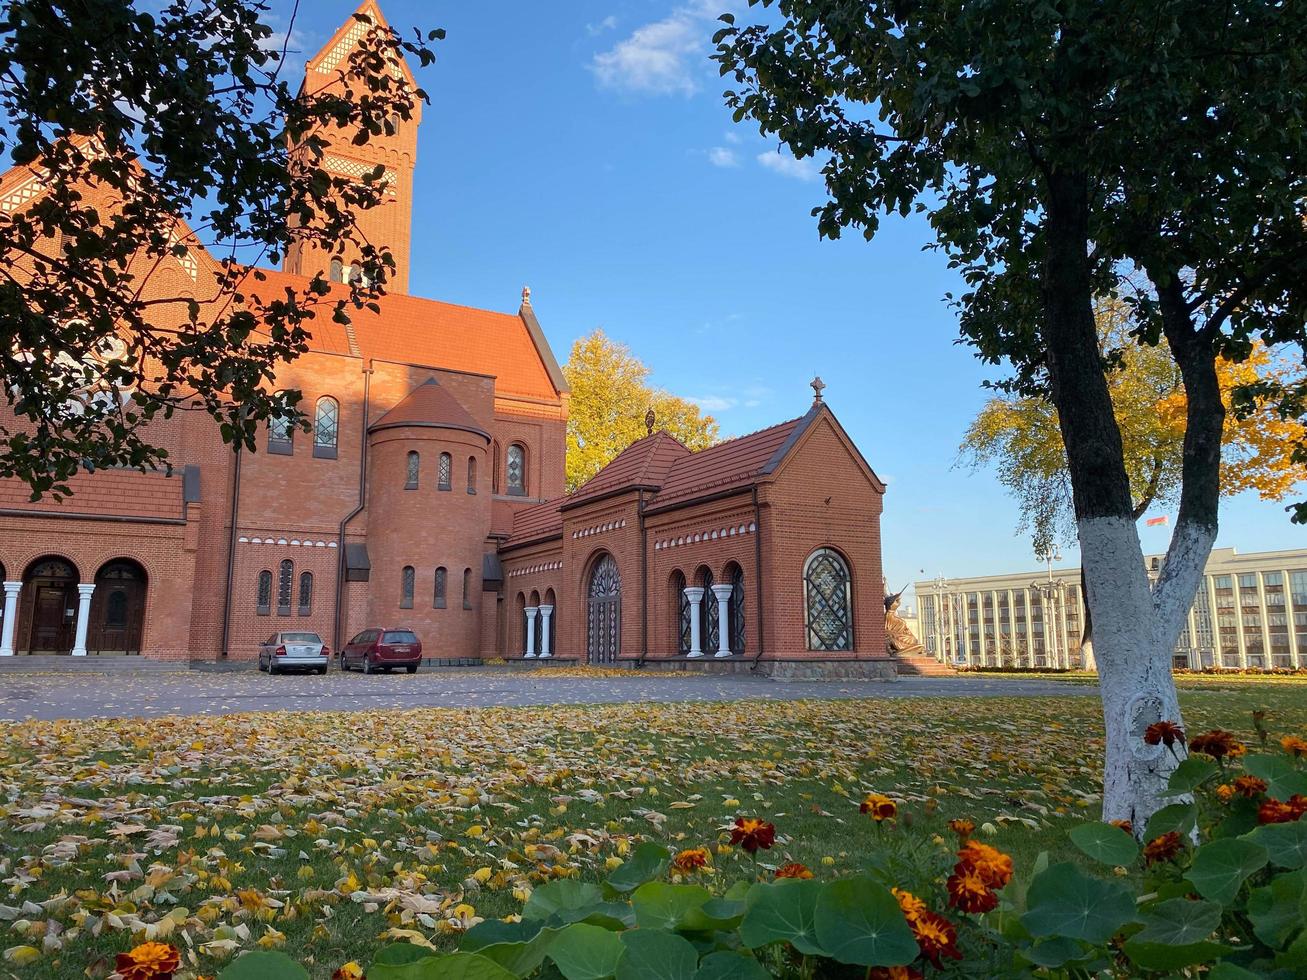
[363,657,374,675]
[318,666,328,675]
[269,664,279,676]
[406,665,417,674]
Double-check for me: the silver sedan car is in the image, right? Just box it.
[258,632,330,675]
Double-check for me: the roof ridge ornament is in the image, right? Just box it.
[645,407,656,436]
[521,284,531,306]
[811,375,825,405]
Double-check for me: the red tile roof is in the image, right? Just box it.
[647,414,807,511]
[369,377,489,438]
[236,267,563,402]
[506,499,564,545]
[560,431,690,510]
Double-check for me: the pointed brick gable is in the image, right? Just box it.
[370,377,490,440]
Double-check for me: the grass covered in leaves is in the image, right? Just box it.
[0,686,1303,978]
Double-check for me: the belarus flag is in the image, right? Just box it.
[1145,515,1169,527]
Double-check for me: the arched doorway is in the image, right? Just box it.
[88,559,148,654]
[19,556,78,654]
[586,554,621,664]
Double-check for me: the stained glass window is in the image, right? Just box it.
[257,570,272,615]
[268,413,292,454]
[699,569,719,654]
[401,566,415,608]
[804,549,853,650]
[729,565,746,654]
[406,451,420,488]
[462,568,473,609]
[434,567,447,608]
[507,444,526,495]
[277,560,293,616]
[438,452,452,490]
[314,397,339,457]
[467,456,477,493]
[106,589,128,628]
[329,258,343,283]
[673,572,690,654]
[298,572,313,615]
[587,554,621,662]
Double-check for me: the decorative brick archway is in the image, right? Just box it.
[586,553,621,664]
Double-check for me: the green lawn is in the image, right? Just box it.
[0,685,1302,978]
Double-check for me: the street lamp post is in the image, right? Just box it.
[1031,548,1066,669]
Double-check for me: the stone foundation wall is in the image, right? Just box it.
[618,657,898,681]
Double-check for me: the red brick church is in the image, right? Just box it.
[0,3,890,676]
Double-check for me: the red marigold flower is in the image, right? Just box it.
[1189,730,1246,760]
[672,847,710,873]
[1234,775,1268,798]
[1109,819,1133,835]
[1143,721,1186,748]
[1258,798,1301,825]
[956,840,1014,889]
[892,887,928,924]
[868,968,925,980]
[1282,735,1307,759]
[729,817,776,853]
[115,942,182,980]
[947,866,999,913]
[908,909,963,968]
[1291,795,1307,819]
[860,793,897,821]
[332,965,366,980]
[774,862,813,879]
[947,818,975,839]
[1143,832,1184,865]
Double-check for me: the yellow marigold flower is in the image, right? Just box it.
[672,848,710,873]
[892,887,928,923]
[1215,783,1236,803]
[1282,735,1307,758]
[332,964,365,980]
[860,793,897,821]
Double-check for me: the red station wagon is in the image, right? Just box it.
[340,628,423,674]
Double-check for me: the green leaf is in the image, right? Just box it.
[217,952,310,980]
[1186,838,1268,905]
[374,944,437,966]
[388,953,517,980]
[606,842,671,894]
[1212,797,1261,839]
[1069,822,1141,866]
[1022,936,1087,969]
[1146,802,1197,839]
[1246,820,1307,869]
[548,923,626,980]
[616,929,698,980]
[693,952,770,980]
[1168,755,1218,794]
[739,879,825,955]
[812,877,919,968]
[1123,939,1234,971]
[526,880,606,922]
[1208,965,1265,980]
[1021,862,1136,944]
[632,882,712,932]
[683,897,745,932]
[1244,755,1307,800]
[1132,897,1222,945]
[1247,869,1307,948]
[461,920,560,975]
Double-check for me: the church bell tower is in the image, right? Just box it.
[282,0,420,294]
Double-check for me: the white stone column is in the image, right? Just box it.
[0,581,20,656]
[538,605,553,659]
[711,584,734,658]
[684,587,705,657]
[70,583,95,657]
[523,606,538,658]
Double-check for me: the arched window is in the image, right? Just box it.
[671,571,690,655]
[462,567,473,610]
[267,412,293,455]
[329,258,343,283]
[313,396,339,458]
[256,570,272,615]
[406,451,420,489]
[298,571,313,616]
[348,263,362,285]
[506,443,526,495]
[277,560,293,616]
[467,456,477,494]
[804,549,853,651]
[400,566,415,608]
[434,566,447,608]
[728,563,746,655]
[698,568,719,654]
[438,452,452,491]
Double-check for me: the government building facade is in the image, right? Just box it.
[0,3,891,675]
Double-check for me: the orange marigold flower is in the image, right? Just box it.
[672,848,710,873]
[1109,819,1133,835]
[729,817,776,853]
[947,866,999,914]
[892,887,928,923]
[1234,775,1268,798]
[868,968,925,980]
[1215,784,1236,803]
[1143,832,1184,865]
[1143,721,1186,748]
[1189,729,1246,760]
[332,965,366,980]
[774,862,813,879]
[1293,795,1307,819]
[1257,796,1306,825]
[860,793,897,821]
[909,909,963,968]
[947,818,975,839]
[115,942,182,980]
[1282,735,1307,758]
[956,840,1014,889]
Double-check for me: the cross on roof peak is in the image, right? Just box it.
[811,376,826,405]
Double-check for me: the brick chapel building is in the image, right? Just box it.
[0,3,891,676]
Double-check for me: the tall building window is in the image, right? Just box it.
[406,451,420,489]
[672,571,690,654]
[256,570,272,616]
[462,567,473,609]
[268,413,293,455]
[729,563,746,654]
[434,567,447,608]
[438,452,452,490]
[329,258,343,283]
[400,566,415,609]
[467,456,477,494]
[506,444,526,495]
[298,572,313,616]
[313,396,339,458]
[698,568,719,654]
[277,559,294,617]
[804,549,853,651]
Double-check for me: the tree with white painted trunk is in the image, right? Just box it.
[716,0,1307,829]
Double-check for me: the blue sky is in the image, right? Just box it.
[272,0,1304,598]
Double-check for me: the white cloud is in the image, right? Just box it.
[723,130,741,144]
[756,150,820,181]
[707,147,738,168]
[591,1,722,96]
[688,395,738,412]
[586,15,618,36]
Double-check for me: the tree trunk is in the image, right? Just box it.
[1078,565,1094,671]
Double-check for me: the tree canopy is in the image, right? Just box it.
[0,0,439,498]
[563,330,719,492]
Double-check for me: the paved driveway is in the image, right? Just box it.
[0,668,1097,722]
